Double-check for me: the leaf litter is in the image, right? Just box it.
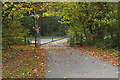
[2,45,47,78]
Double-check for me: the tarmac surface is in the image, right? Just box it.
[43,40,118,78]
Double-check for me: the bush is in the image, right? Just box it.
[95,35,118,50]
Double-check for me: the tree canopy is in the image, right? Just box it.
[2,2,119,50]
[43,2,119,49]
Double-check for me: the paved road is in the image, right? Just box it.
[45,48,118,78]
[44,43,118,78]
[30,38,68,44]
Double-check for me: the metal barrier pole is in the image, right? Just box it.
[52,37,53,42]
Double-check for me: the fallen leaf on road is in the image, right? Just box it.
[85,58,88,60]
[114,69,117,72]
[48,65,50,67]
[81,54,83,56]
[47,57,49,59]
[64,75,67,79]
[66,61,69,63]
[48,70,51,73]
[56,64,59,67]
[88,55,91,57]
[98,60,101,63]
[116,71,120,74]
[101,72,104,74]
[103,64,106,68]
[84,73,88,75]
[64,76,67,79]
[76,54,79,56]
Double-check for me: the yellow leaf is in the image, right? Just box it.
[48,70,51,73]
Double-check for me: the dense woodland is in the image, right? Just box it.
[40,16,65,36]
[2,2,120,50]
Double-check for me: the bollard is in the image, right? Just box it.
[52,37,53,42]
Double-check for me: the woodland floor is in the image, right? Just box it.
[2,45,47,78]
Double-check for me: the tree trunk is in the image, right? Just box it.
[111,33,114,39]
[80,34,83,46]
[34,8,42,47]
[64,23,67,36]
[24,36,26,45]
[83,25,87,40]
[38,11,43,47]
[8,42,11,49]
[93,34,96,43]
